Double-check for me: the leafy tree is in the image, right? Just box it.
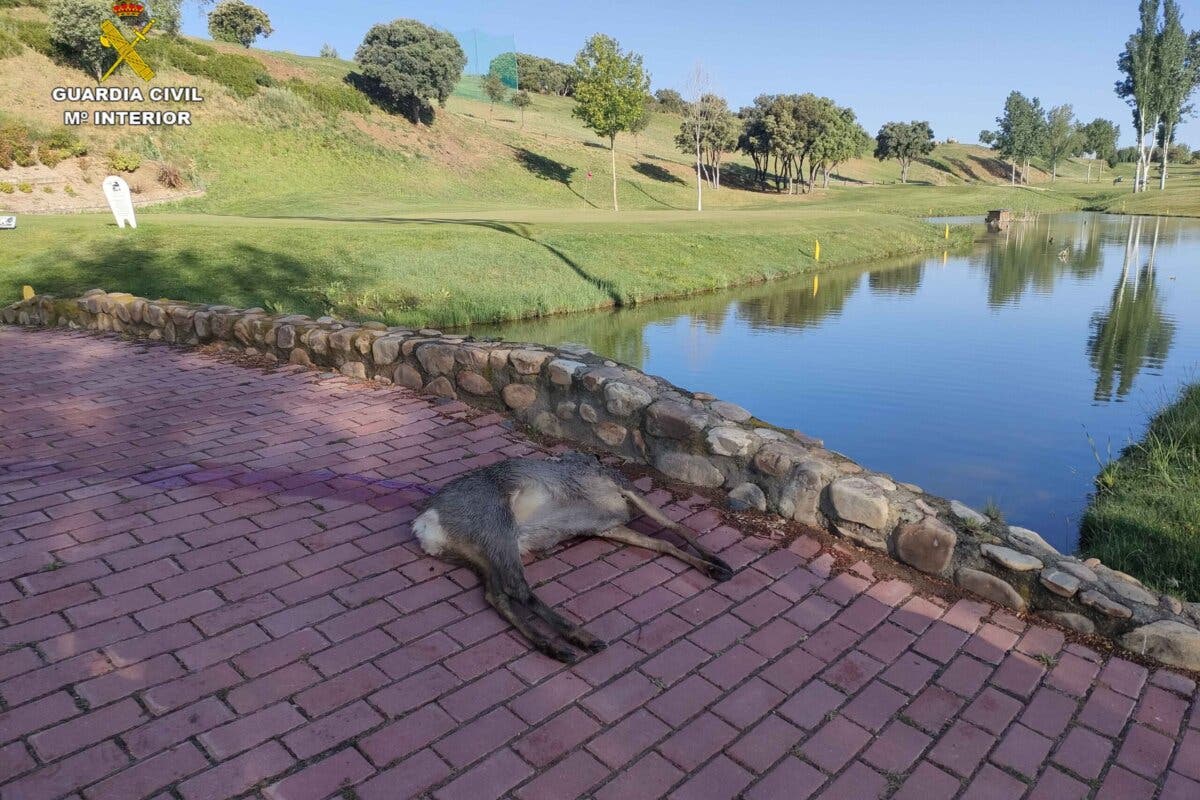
[809,106,871,188]
[1043,104,1082,181]
[1153,0,1200,188]
[354,19,466,124]
[487,51,518,90]
[482,73,506,118]
[654,88,686,114]
[572,33,650,211]
[208,0,273,48]
[1080,118,1120,179]
[512,89,531,127]
[150,0,184,35]
[675,92,738,197]
[49,0,110,78]
[737,95,775,188]
[984,92,1046,183]
[873,120,934,183]
[492,52,574,96]
[1117,0,1164,191]
[319,43,339,58]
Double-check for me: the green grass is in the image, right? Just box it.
[0,210,970,328]
[1082,383,1200,600]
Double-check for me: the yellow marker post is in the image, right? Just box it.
[22,285,34,300]
[942,251,948,266]
[944,224,950,240]
[814,240,820,262]
[812,275,819,297]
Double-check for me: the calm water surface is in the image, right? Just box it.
[468,213,1200,553]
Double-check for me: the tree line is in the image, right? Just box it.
[981,94,1121,184]
[1115,0,1199,190]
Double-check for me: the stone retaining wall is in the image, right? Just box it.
[5,290,1199,671]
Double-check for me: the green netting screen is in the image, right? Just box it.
[453,29,519,98]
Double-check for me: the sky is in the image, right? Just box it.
[180,0,1200,148]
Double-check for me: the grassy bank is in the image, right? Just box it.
[0,208,973,328]
[1082,383,1200,600]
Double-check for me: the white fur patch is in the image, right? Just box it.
[413,509,449,556]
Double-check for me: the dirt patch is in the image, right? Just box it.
[0,157,199,213]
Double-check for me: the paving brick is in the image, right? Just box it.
[1053,725,1114,780]
[658,712,739,771]
[433,706,526,768]
[85,742,208,800]
[123,697,234,758]
[891,761,960,800]
[361,702,456,767]
[142,662,243,714]
[1116,722,1174,778]
[514,750,608,800]
[667,754,752,800]
[593,752,682,800]
[778,679,846,730]
[284,699,382,760]
[264,747,375,800]
[432,747,533,800]
[1026,766,1090,800]
[29,697,146,762]
[927,719,994,777]
[200,702,305,760]
[744,755,825,800]
[357,749,451,800]
[2,741,129,800]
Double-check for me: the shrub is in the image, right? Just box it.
[285,78,370,116]
[17,182,32,192]
[202,52,272,97]
[42,185,53,193]
[0,122,35,169]
[156,163,184,188]
[48,0,110,78]
[0,0,49,7]
[63,184,75,195]
[0,182,13,193]
[106,148,142,172]
[38,126,87,167]
[319,42,338,58]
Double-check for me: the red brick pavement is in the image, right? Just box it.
[1,326,1198,800]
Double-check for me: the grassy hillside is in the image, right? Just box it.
[0,5,1155,327]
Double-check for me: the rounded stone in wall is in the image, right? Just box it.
[956,567,1026,611]
[289,348,312,367]
[423,376,457,399]
[893,517,957,575]
[1041,611,1096,635]
[534,411,564,437]
[711,401,752,423]
[827,477,890,530]
[417,344,458,376]
[457,371,494,396]
[502,383,539,411]
[604,382,653,417]
[706,427,760,458]
[510,349,551,375]
[340,362,367,380]
[394,364,424,391]
[556,401,577,420]
[655,452,724,488]
[594,421,627,446]
[579,403,598,423]
[727,482,767,512]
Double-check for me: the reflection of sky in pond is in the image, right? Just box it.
[468,214,1200,553]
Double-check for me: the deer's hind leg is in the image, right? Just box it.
[619,491,734,581]
[595,524,733,582]
[520,592,606,653]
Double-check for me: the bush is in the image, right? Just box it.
[106,149,142,172]
[285,78,370,116]
[38,126,87,166]
[63,184,75,195]
[319,42,338,58]
[139,38,271,98]
[157,163,184,188]
[0,122,35,169]
[48,0,110,78]
[0,182,12,193]
[17,182,31,192]
[0,0,48,7]
[42,185,53,193]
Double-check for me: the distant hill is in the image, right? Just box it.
[0,5,1098,216]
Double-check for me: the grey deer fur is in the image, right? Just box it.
[413,453,733,662]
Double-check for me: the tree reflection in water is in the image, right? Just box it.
[1087,216,1176,403]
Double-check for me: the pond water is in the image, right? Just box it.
[466,213,1200,553]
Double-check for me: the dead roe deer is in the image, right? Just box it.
[413,453,733,662]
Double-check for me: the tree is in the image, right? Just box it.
[1117,0,1163,191]
[482,73,506,118]
[572,33,650,211]
[49,0,110,79]
[810,107,871,188]
[1080,118,1120,180]
[319,43,339,58]
[1043,104,1082,181]
[512,89,532,127]
[984,91,1046,183]
[1153,0,1200,189]
[654,89,686,114]
[737,96,775,188]
[151,0,184,35]
[679,64,711,210]
[207,1,273,48]
[874,121,934,183]
[492,52,575,96]
[354,19,466,124]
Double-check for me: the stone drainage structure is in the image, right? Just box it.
[5,290,1200,672]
